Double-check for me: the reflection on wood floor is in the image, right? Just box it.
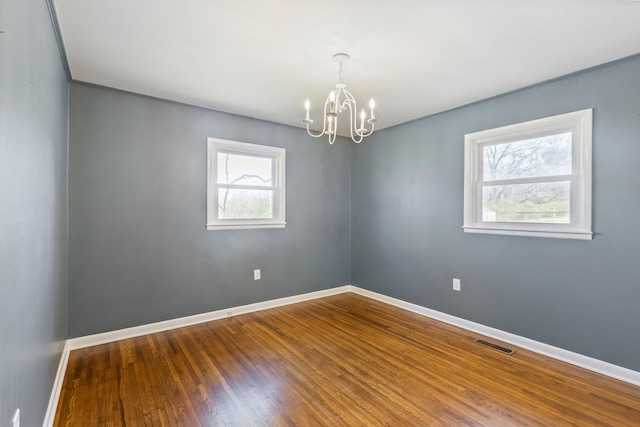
[54,293,640,426]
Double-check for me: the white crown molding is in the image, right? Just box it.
[44,285,640,426]
[46,0,72,81]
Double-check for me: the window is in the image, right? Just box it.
[463,109,592,240]
[207,138,285,230]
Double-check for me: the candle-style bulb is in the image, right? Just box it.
[304,99,311,122]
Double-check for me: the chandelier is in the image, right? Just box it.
[302,53,377,144]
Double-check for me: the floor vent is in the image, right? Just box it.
[474,339,515,355]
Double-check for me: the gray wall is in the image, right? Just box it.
[68,83,351,337]
[66,52,640,372]
[351,55,640,371]
[0,0,69,425]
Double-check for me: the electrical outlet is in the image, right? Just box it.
[253,269,261,280]
[12,409,20,427]
[453,278,461,292]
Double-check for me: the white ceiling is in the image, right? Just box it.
[53,0,640,134]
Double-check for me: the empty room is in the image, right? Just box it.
[2,0,640,426]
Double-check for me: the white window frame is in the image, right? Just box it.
[207,138,286,231]
[463,109,593,240]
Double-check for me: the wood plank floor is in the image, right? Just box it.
[54,293,640,426]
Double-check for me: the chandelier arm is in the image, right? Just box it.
[338,86,354,115]
[362,125,375,137]
[346,98,364,143]
[356,118,375,139]
[305,95,332,138]
[305,124,326,138]
[326,93,338,141]
[341,90,366,143]
[357,103,375,138]
[328,101,337,144]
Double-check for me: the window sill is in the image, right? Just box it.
[206,222,286,231]
[462,225,593,240]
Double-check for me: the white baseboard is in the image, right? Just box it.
[44,284,640,426]
[349,286,640,387]
[66,285,351,350]
[42,340,71,427]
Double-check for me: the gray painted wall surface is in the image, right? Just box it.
[351,56,640,371]
[68,83,351,337]
[0,0,69,425]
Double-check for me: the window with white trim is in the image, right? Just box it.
[207,138,286,230]
[463,109,592,240]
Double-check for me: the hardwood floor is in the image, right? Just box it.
[54,293,640,426]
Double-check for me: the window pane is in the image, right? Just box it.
[218,189,273,219]
[483,133,572,181]
[217,153,272,187]
[482,181,570,224]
